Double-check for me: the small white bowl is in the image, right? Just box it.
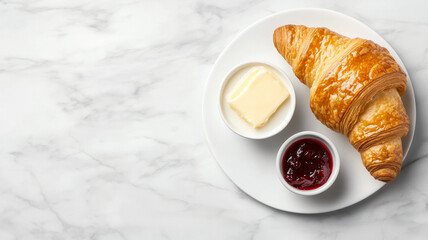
[276,131,340,196]
[218,61,296,139]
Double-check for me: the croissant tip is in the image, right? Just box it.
[376,177,394,183]
[273,27,283,50]
[371,168,398,183]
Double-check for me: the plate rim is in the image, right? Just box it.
[201,8,416,214]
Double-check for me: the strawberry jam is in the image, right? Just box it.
[281,138,332,190]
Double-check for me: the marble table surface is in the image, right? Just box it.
[1,0,427,239]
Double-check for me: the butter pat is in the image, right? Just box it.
[228,66,289,128]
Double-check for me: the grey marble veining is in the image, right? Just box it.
[0,0,427,239]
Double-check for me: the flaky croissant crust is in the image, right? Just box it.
[273,25,409,182]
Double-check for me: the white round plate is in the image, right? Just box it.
[202,8,416,214]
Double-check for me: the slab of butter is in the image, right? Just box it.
[227,66,289,128]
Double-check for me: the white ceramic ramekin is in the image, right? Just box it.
[218,61,296,139]
[276,131,340,196]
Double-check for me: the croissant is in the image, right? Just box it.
[273,25,410,182]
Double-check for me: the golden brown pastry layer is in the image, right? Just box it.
[360,138,403,182]
[349,88,409,152]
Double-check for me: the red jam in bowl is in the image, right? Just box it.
[281,138,333,190]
